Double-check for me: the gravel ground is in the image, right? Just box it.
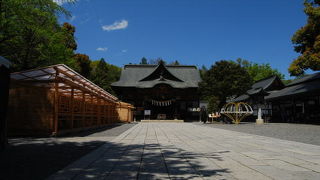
[201,123,320,146]
[0,123,136,180]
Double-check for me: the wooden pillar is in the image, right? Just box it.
[97,97,101,126]
[127,105,130,123]
[70,88,74,129]
[90,94,93,126]
[53,74,59,135]
[82,91,85,128]
[107,101,110,124]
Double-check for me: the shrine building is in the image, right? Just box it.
[112,61,202,121]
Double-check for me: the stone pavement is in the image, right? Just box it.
[48,123,320,180]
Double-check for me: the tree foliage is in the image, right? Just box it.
[199,60,253,108]
[90,58,121,95]
[73,53,91,78]
[0,0,75,71]
[236,58,285,82]
[289,0,320,76]
[140,57,148,64]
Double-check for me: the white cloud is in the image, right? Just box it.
[96,47,108,51]
[52,0,68,5]
[70,15,76,22]
[122,49,127,53]
[102,20,128,31]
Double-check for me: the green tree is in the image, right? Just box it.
[207,96,220,114]
[199,60,253,108]
[236,58,285,82]
[199,65,208,79]
[169,60,180,65]
[0,0,75,71]
[73,53,91,78]
[140,57,148,64]
[90,58,109,90]
[289,0,320,76]
[90,58,122,95]
[148,58,167,65]
[62,22,77,50]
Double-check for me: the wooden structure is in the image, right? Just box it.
[8,64,132,136]
[230,76,284,122]
[0,56,11,150]
[112,61,202,121]
[117,102,134,123]
[266,72,320,124]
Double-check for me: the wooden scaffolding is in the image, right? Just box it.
[8,64,132,136]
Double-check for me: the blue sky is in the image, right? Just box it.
[58,0,307,78]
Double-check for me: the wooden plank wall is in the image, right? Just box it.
[7,82,54,136]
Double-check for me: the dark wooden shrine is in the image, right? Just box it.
[112,61,202,121]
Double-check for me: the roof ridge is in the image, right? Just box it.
[254,75,276,84]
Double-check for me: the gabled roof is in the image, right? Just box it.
[139,61,183,82]
[0,56,11,68]
[266,72,320,100]
[232,76,284,102]
[286,72,320,87]
[112,63,201,88]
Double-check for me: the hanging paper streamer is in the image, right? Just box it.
[151,99,173,106]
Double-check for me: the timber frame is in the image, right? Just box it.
[9,64,132,136]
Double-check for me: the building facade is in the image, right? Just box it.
[112,61,202,121]
[230,76,284,122]
[266,72,320,124]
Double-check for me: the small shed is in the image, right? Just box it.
[8,64,131,136]
[0,56,11,150]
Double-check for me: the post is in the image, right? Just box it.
[53,74,59,136]
[70,88,74,129]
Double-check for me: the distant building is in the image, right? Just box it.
[112,61,202,121]
[230,76,284,122]
[266,72,320,124]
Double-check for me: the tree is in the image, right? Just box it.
[73,53,91,78]
[90,58,122,95]
[289,0,320,76]
[62,22,77,50]
[236,58,285,82]
[207,96,220,114]
[90,58,109,90]
[199,60,253,108]
[148,58,167,65]
[199,65,208,79]
[0,0,75,71]
[169,60,180,65]
[140,57,148,64]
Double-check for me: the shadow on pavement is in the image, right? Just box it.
[49,141,231,179]
[0,139,105,180]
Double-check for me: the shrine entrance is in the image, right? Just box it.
[112,62,201,121]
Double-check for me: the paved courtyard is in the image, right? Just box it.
[48,123,320,180]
